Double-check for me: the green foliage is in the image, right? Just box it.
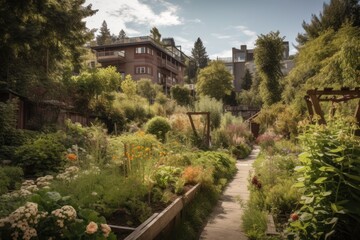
[196,60,233,100]
[194,96,223,129]
[136,78,158,103]
[71,66,121,114]
[283,24,360,109]
[231,143,251,159]
[145,116,171,142]
[191,37,209,69]
[171,85,192,106]
[242,205,268,240]
[0,0,97,94]
[194,151,236,186]
[153,166,183,191]
[0,166,23,195]
[121,74,137,98]
[0,99,17,145]
[241,68,253,90]
[150,26,162,43]
[254,103,301,138]
[14,132,66,176]
[254,31,284,106]
[288,117,360,240]
[296,0,360,45]
[96,20,112,45]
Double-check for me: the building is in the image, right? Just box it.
[218,42,294,92]
[90,36,188,93]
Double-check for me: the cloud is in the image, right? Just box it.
[110,0,183,27]
[187,18,201,23]
[233,25,257,37]
[173,36,193,55]
[210,49,232,59]
[211,33,231,39]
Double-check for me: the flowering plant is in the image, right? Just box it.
[0,200,116,240]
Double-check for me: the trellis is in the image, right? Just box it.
[304,87,360,134]
[187,112,210,148]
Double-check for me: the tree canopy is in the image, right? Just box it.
[254,31,285,106]
[283,24,360,109]
[0,0,97,97]
[150,27,161,43]
[297,0,360,45]
[195,60,233,100]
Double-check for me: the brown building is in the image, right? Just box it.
[218,42,293,92]
[90,36,188,93]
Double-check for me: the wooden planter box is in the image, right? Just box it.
[123,183,201,240]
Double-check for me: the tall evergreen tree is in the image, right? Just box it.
[241,69,253,91]
[96,20,112,45]
[297,0,360,45]
[254,31,284,106]
[118,29,126,39]
[191,37,209,69]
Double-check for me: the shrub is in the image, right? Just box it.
[256,132,276,150]
[14,132,66,176]
[145,116,171,142]
[242,206,268,240]
[171,85,192,106]
[231,143,251,159]
[194,96,223,129]
[0,99,17,146]
[0,166,23,195]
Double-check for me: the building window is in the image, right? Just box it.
[135,66,152,75]
[135,47,146,54]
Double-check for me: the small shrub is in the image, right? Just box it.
[0,166,23,195]
[231,143,251,159]
[256,132,276,150]
[14,132,66,176]
[145,116,171,142]
[242,206,268,239]
[194,96,223,129]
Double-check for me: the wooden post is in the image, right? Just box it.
[309,93,326,125]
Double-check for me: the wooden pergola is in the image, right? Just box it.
[304,87,360,132]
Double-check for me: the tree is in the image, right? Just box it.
[185,59,198,83]
[191,37,209,69]
[96,20,112,45]
[121,74,137,97]
[241,69,253,90]
[171,85,192,106]
[118,29,126,39]
[282,24,360,108]
[150,27,161,43]
[0,0,97,96]
[254,31,284,106]
[137,78,158,103]
[195,60,233,100]
[297,0,360,45]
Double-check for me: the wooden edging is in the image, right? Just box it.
[266,214,280,236]
[124,183,201,240]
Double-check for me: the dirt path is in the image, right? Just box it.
[199,146,260,240]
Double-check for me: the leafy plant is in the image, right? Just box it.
[14,132,66,176]
[288,117,360,240]
[145,116,171,142]
[0,166,23,195]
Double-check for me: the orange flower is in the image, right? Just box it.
[66,153,77,161]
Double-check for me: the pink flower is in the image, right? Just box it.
[101,223,111,237]
[85,221,98,234]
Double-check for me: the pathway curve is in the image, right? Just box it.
[199,146,260,240]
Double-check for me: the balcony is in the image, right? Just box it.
[157,57,179,74]
[96,50,125,63]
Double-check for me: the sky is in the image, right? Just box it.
[84,0,330,59]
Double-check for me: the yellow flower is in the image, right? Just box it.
[85,221,98,234]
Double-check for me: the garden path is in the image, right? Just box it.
[199,146,259,240]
